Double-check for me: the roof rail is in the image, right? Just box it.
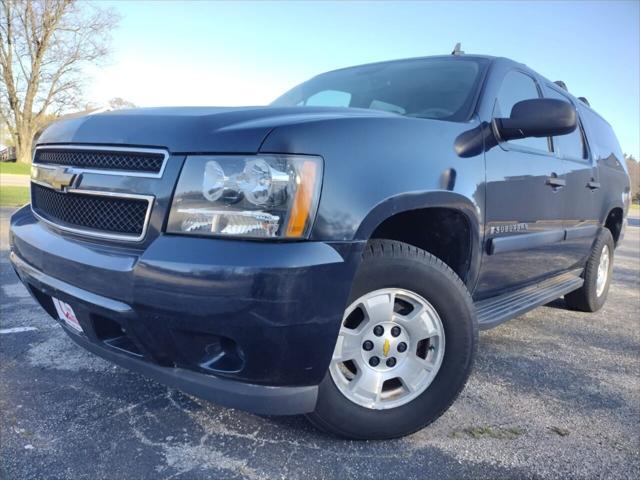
[554,80,568,91]
[451,43,464,56]
[578,96,590,106]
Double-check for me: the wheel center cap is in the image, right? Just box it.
[362,322,410,371]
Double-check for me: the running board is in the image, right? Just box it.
[475,270,584,330]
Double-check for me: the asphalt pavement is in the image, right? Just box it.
[1,206,638,479]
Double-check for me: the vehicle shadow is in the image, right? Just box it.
[543,297,570,310]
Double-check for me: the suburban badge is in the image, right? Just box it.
[490,223,529,235]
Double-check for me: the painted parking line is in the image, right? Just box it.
[2,282,30,298]
[0,327,38,334]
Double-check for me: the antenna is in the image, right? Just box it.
[451,43,464,56]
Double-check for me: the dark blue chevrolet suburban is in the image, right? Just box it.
[10,54,630,439]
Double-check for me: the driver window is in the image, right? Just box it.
[494,71,550,152]
[545,87,587,160]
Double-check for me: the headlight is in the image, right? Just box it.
[167,155,322,238]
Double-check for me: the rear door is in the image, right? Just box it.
[544,86,600,267]
[476,70,569,297]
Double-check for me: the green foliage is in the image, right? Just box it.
[0,186,29,206]
[625,154,640,203]
[0,162,31,175]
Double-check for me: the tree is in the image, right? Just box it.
[108,97,135,110]
[624,154,640,203]
[0,0,119,163]
[0,118,11,145]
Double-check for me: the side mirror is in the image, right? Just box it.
[495,98,577,141]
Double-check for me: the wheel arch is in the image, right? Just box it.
[355,191,483,289]
[603,205,624,246]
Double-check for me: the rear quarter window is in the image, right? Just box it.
[579,106,624,169]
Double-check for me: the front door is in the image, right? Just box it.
[475,70,569,298]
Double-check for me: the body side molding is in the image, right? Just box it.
[487,229,565,255]
[564,224,599,240]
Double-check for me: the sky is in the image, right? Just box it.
[86,0,640,159]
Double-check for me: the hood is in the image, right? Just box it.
[37,106,394,154]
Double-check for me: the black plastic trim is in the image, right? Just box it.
[476,269,584,329]
[64,328,318,415]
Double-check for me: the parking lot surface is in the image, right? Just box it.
[1,206,639,479]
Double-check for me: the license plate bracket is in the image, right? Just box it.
[52,297,82,333]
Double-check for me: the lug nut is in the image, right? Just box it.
[362,340,374,351]
[397,342,407,353]
[369,356,380,367]
[373,325,384,337]
[391,326,401,337]
[386,357,397,367]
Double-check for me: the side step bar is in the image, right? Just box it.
[475,270,584,330]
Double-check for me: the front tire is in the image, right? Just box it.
[564,228,614,312]
[307,240,478,440]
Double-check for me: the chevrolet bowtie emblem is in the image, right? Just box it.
[382,338,390,357]
[31,165,77,191]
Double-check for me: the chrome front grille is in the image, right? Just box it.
[33,145,168,177]
[30,145,166,242]
[31,183,152,241]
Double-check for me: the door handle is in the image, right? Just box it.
[546,175,566,188]
[586,180,600,190]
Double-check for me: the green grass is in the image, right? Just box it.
[0,162,31,175]
[0,186,29,206]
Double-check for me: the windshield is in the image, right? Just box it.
[271,57,488,121]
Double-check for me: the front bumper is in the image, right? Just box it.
[10,206,363,415]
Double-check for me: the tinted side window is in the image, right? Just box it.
[545,87,587,160]
[580,106,624,168]
[494,71,549,152]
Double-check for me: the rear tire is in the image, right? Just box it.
[564,228,614,312]
[307,240,478,440]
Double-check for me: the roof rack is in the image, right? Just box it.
[554,80,568,91]
[578,96,590,106]
[451,43,464,56]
